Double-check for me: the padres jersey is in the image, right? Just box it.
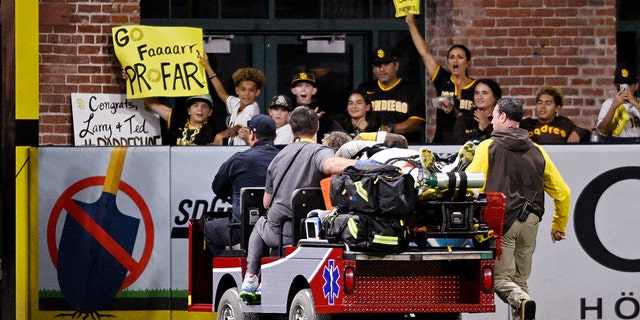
[520,116,588,143]
[431,65,477,143]
[597,99,640,138]
[356,78,425,143]
[227,96,260,146]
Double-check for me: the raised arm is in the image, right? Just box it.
[143,97,171,122]
[405,11,439,77]
[200,54,230,104]
[597,92,626,135]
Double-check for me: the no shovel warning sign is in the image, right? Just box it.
[46,148,155,313]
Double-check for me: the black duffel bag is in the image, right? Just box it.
[330,164,416,216]
[323,212,408,253]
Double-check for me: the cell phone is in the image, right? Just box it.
[620,83,629,92]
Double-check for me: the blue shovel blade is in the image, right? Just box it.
[57,192,140,313]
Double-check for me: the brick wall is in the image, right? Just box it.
[37,0,616,145]
[425,0,616,132]
[39,0,140,145]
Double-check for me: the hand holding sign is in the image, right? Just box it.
[113,26,209,99]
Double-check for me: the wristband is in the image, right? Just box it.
[208,73,217,79]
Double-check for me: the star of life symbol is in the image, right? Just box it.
[322,259,340,305]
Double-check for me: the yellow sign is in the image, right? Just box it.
[113,25,209,99]
[393,0,420,18]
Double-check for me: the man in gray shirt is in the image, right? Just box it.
[239,106,371,302]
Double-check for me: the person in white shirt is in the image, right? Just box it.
[201,54,266,145]
[597,63,640,139]
[267,95,294,145]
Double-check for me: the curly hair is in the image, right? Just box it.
[321,131,353,153]
[535,86,563,106]
[232,68,266,89]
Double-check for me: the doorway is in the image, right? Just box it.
[204,33,367,121]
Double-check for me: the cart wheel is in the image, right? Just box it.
[289,289,329,320]
[218,287,244,320]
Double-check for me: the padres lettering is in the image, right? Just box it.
[529,124,568,139]
[437,90,474,110]
[459,99,474,111]
[371,100,408,113]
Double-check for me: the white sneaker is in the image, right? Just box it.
[239,274,259,303]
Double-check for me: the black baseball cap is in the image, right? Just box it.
[268,95,293,111]
[371,47,398,65]
[614,63,638,85]
[247,114,276,136]
[291,72,317,87]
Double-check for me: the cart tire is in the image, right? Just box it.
[218,287,245,320]
[289,289,329,320]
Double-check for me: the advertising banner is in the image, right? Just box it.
[38,147,172,318]
[168,146,243,298]
[464,144,640,320]
[37,146,242,318]
[36,144,640,319]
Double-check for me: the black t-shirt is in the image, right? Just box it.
[519,116,589,143]
[431,66,477,143]
[167,115,224,145]
[356,78,425,143]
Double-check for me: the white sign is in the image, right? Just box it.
[71,93,162,146]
